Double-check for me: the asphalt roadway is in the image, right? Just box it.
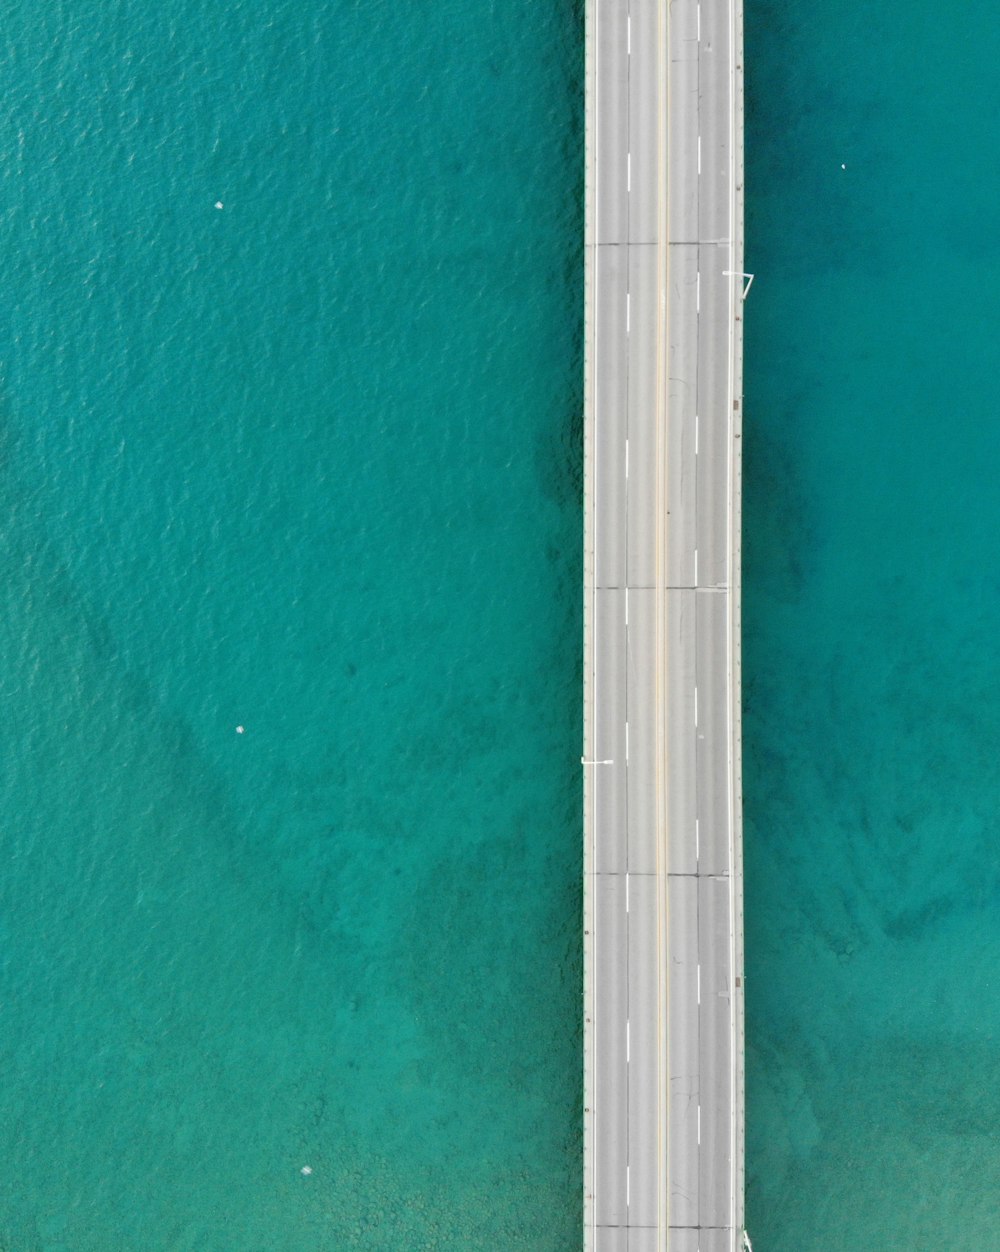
[582,1,746,1249]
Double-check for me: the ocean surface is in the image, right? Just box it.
[0,2,583,1248]
[744,0,1000,1246]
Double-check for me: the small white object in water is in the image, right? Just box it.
[841,164,846,170]
[236,725,245,734]
[300,1165,313,1176]
[215,201,224,209]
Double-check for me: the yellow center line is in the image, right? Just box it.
[654,1,671,1249]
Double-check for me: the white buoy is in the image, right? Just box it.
[300,1165,312,1176]
[215,201,224,209]
[841,164,846,170]
[236,725,244,734]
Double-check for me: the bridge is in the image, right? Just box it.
[582,0,746,1248]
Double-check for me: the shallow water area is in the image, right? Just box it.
[744,0,1000,1246]
[0,1,583,1247]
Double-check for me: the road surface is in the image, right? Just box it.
[582,0,746,1248]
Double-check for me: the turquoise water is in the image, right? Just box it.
[744,0,1000,1245]
[0,2,582,1247]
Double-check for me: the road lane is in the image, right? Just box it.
[596,3,630,244]
[595,244,629,586]
[626,243,659,588]
[595,870,629,1228]
[665,243,699,589]
[628,0,659,243]
[594,587,627,875]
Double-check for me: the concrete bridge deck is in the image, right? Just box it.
[582,1,745,1248]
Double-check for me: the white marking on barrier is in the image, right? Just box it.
[627,152,631,191]
[695,414,699,455]
[723,269,755,299]
[626,291,631,333]
[697,964,701,1004]
[625,721,630,762]
[625,438,629,479]
[697,135,702,176]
